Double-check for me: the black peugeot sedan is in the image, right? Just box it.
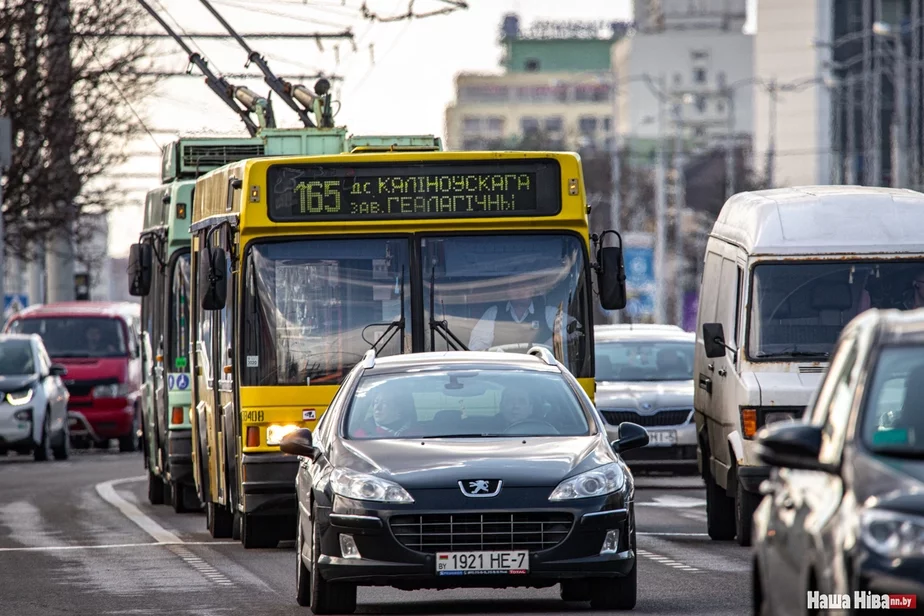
[280,347,649,614]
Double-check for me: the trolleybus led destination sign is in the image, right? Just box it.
[265,160,562,221]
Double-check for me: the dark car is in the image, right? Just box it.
[280,347,649,614]
[752,308,924,615]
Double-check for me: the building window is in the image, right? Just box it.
[462,138,482,150]
[691,49,710,61]
[462,116,482,132]
[578,116,598,134]
[693,68,707,84]
[695,95,707,113]
[458,85,509,103]
[574,84,610,102]
[717,71,727,88]
[521,117,540,135]
[694,126,705,138]
[486,117,505,134]
[524,58,541,72]
[602,117,612,132]
[544,116,564,133]
[716,99,725,113]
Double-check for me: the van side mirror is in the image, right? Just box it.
[128,243,153,297]
[703,322,733,359]
[593,231,627,311]
[200,246,228,311]
[611,421,649,453]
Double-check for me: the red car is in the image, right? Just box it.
[4,302,143,452]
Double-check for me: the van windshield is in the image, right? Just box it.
[9,317,127,358]
[748,261,924,360]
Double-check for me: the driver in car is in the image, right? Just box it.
[498,388,535,427]
[353,389,419,437]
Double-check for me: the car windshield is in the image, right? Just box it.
[748,260,924,359]
[345,367,591,439]
[861,346,924,457]
[0,340,35,375]
[9,317,127,358]
[595,339,694,381]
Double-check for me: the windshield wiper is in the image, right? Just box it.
[429,266,468,351]
[362,266,406,354]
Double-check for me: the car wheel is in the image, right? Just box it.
[33,418,52,462]
[148,471,165,505]
[308,505,357,614]
[52,414,70,460]
[560,579,591,601]
[589,561,637,610]
[296,515,312,606]
[118,413,139,452]
[705,454,736,540]
[735,467,761,547]
[242,513,278,549]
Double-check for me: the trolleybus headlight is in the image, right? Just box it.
[266,424,300,446]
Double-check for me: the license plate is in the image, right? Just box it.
[647,430,677,446]
[436,550,529,575]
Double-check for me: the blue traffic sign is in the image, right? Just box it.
[626,292,655,318]
[176,374,190,390]
[623,247,654,289]
[3,294,27,319]
[167,374,176,390]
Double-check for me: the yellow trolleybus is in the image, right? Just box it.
[189,150,626,547]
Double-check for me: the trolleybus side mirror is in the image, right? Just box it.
[597,245,627,310]
[128,243,153,297]
[200,246,228,311]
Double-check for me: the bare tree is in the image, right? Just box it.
[0,0,159,275]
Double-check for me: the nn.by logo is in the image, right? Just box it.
[807,591,917,610]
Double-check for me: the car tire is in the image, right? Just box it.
[242,513,278,549]
[207,502,234,539]
[589,562,637,610]
[148,471,165,505]
[735,470,761,547]
[560,579,591,602]
[33,418,52,462]
[295,516,312,607]
[308,505,357,614]
[705,454,736,541]
[232,512,242,541]
[52,415,69,460]
[118,414,138,453]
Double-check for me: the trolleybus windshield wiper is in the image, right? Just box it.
[429,266,469,351]
[362,267,406,354]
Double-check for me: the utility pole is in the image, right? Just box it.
[725,87,736,200]
[766,79,777,187]
[0,116,9,313]
[609,70,622,324]
[863,0,873,184]
[873,0,883,185]
[895,29,908,187]
[671,100,685,328]
[654,75,667,325]
[846,75,857,183]
[912,0,920,188]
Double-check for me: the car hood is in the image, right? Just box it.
[595,380,692,411]
[0,374,38,393]
[752,371,825,407]
[53,357,126,383]
[333,436,615,489]
[853,450,924,505]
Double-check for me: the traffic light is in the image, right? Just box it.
[75,273,90,301]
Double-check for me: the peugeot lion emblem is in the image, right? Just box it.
[459,479,502,498]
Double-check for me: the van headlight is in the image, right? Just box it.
[549,463,625,501]
[6,388,34,406]
[92,383,130,398]
[860,509,924,558]
[265,424,299,446]
[330,468,414,503]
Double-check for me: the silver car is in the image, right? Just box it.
[594,324,695,471]
[0,334,70,460]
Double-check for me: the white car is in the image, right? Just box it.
[0,334,70,460]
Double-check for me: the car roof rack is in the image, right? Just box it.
[527,346,556,366]
[362,349,376,369]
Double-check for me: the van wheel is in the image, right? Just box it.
[735,469,761,547]
[148,471,165,505]
[705,455,735,540]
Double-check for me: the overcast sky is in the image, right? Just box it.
[107,0,756,257]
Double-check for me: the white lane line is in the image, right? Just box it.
[0,541,227,553]
[636,547,701,572]
[95,477,182,544]
[169,545,234,586]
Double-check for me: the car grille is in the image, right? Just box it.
[602,409,692,427]
[63,378,119,398]
[390,512,573,553]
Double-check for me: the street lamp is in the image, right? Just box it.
[871,21,908,187]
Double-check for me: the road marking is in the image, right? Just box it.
[170,545,234,586]
[637,548,703,572]
[0,541,228,553]
[637,495,707,508]
[638,532,710,537]
[95,477,183,544]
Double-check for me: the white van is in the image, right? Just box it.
[693,185,924,546]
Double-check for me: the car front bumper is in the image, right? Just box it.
[313,489,635,590]
[854,549,924,600]
[0,404,34,450]
[68,406,134,439]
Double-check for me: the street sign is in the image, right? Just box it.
[626,291,654,318]
[623,246,654,290]
[3,294,28,321]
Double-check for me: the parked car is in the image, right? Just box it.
[0,334,70,460]
[4,301,143,452]
[594,324,696,472]
[752,307,924,615]
[694,185,924,547]
[280,347,648,614]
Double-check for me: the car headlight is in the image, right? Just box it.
[92,383,130,398]
[860,509,924,558]
[549,462,626,501]
[329,468,414,504]
[6,387,34,406]
[266,424,299,446]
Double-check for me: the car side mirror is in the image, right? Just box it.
[703,322,734,359]
[611,421,649,453]
[49,364,67,377]
[279,428,319,460]
[199,246,228,311]
[755,422,829,472]
[128,243,153,297]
